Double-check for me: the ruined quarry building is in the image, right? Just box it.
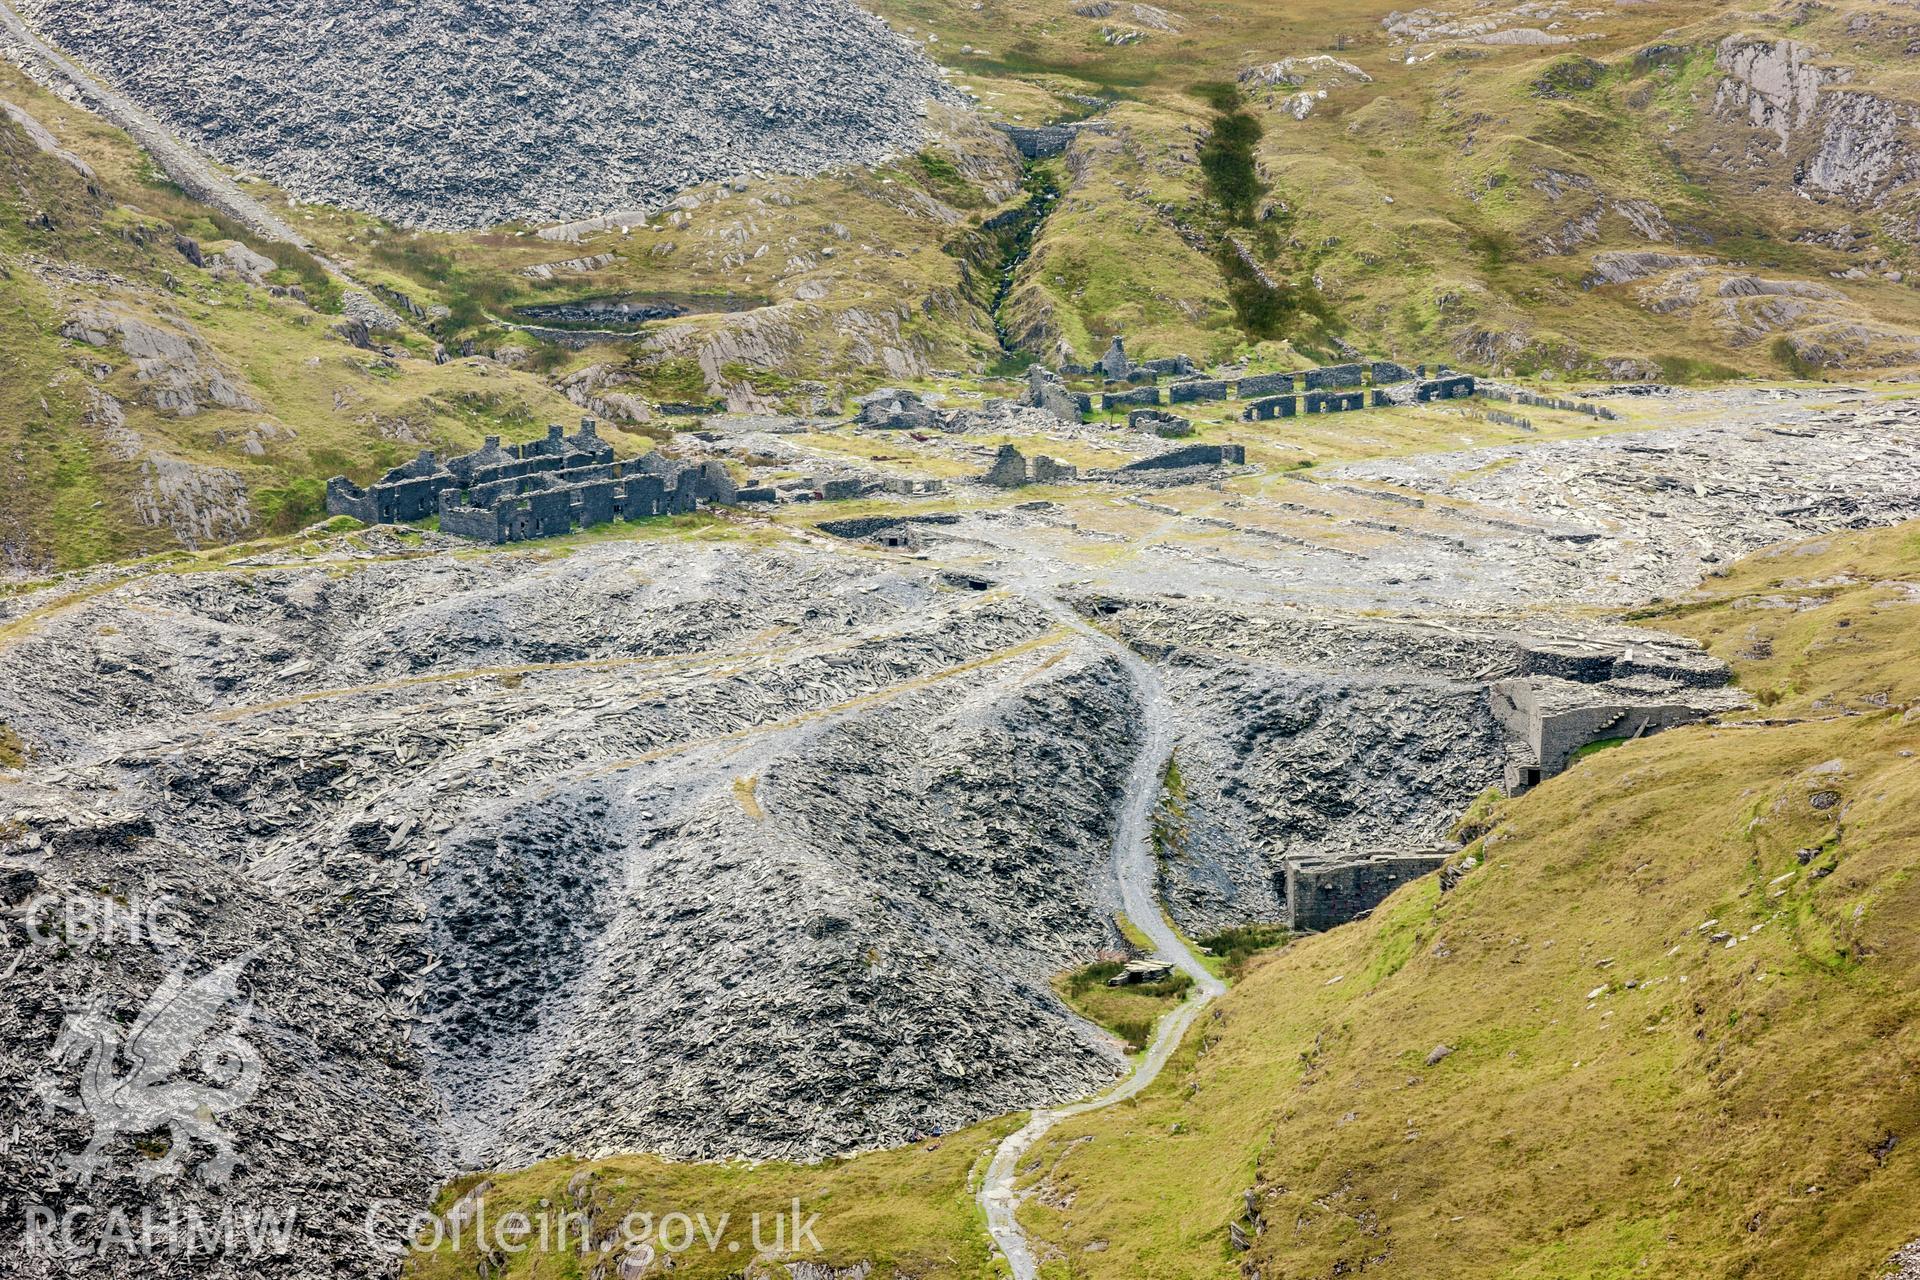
[324,419,737,544]
[1023,365,1093,423]
[1414,374,1478,402]
[981,443,1077,487]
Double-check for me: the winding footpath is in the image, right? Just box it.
[978,612,1227,1277]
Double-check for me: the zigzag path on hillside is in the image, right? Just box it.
[980,590,1229,1278]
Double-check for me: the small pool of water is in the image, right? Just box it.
[512,291,771,329]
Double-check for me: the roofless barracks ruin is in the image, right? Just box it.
[325,419,736,544]
[325,344,1481,544]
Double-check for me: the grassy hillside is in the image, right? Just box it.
[0,63,602,572]
[401,1120,1019,1280]
[8,0,1920,569]
[400,520,1920,1280]
[1021,520,1920,1279]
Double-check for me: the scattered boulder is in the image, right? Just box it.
[209,241,278,285]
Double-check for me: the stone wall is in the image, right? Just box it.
[1236,371,1298,398]
[1000,123,1081,158]
[1488,676,1716,790]
[325,469,442,525]
[329,420,734,545]
[814,513,962,539]
[1243,394,1296,420]
[1122,443,1245,471]
[1023,366,1091,423]
[1482,387,1618,421]
[1284,852,1450,931]
[1304,363,1364,390]
[1304,390,1366,413]
[434,456,730,545]
[1168,378,1230,404]
[1414,374,1477,402]
[1129,409,1192,437]
[1103,385,1161,410]
[981,443,1076,487]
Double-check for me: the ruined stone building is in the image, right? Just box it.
[1022,365,1094,424]
[1097,335,1195,382]
[1244,394,1298,421]
[981,443,1077,487]
[325,420,737,544]
[1242,365,1464,421]
[1489,674,1735,794]
[1414,374,1477,402]
[1285,627,1743,932]
[1286,851,1452,933]
[1129,409,1193,437]
[1028,351,1456,423]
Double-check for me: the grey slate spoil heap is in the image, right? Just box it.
[17,0,956,228]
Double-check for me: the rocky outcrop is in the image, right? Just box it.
[520,252,617,281]
[1240,55,1371,90]
[1712,35,1920,210]
[1714,36,1836,143]
[1583,250,1715,288]
[209,241,276,285]
[16,0,957,228]
[1239,55,1371,118]
[556,363,652,423]
[78,387,255,546]
[1800,90,1920,205]
[1382,5,1584,46]
[62,303,261,418]
[339,289,406,334]
[1590,253,1920,361]
[928,100,1026,204]
[0,95,92,178]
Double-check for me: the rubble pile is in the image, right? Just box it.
[16,0,954,227]
[0,539,1152,1257]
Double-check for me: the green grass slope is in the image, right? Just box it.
[0,63,606,573]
